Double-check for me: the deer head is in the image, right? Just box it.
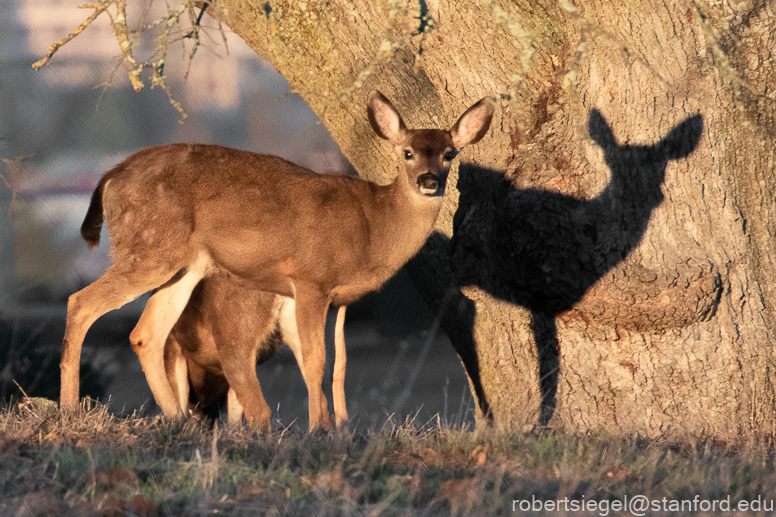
[367,91,494,196]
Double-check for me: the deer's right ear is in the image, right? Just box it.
[367,91,407,145]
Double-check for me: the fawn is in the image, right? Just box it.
[163,279,347,429]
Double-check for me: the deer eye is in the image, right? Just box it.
[404,150,413,160]
[443,150,457,161]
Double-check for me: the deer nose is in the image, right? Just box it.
[417,172,441,195]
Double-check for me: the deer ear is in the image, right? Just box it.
[588,109,617,152]
[367,91,407,145]
[658,113,703,160]
[450,97,494,148]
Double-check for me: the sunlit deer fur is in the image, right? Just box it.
[63,91,493,431]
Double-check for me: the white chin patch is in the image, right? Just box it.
[419,185,438,196]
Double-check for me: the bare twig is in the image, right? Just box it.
[30,0,212,120]
[0,157,25,215]
[31,1,111,70]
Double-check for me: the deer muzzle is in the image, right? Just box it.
[417,173,441,195]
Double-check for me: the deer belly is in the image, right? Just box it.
[204,234,296,297]
[224,265,296,298]
[331,277,387,306]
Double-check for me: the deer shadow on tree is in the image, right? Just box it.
[447,109,704,425]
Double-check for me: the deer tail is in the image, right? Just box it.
[80,175,108,250]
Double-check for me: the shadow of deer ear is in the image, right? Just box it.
[658,114,704,160]
[588,109,617,152]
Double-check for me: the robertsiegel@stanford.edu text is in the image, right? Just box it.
[512,494,773,516]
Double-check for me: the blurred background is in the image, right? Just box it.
[0,0,473,429]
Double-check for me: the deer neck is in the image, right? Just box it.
[370,169,444,274]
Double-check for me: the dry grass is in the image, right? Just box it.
[1,398,776,516]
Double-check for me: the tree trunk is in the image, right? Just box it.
[218,0,776,439]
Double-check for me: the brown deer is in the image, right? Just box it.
[162,279,349,429]
[62,90,494,431]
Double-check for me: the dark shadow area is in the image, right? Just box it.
[0,317,108,406]
[409,233,494,422]
[450,110,703,424]
[438,274,494,421]
[447,289,494,420]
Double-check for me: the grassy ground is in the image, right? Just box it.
[2,399,776,516]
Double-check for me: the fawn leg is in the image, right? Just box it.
[218,347,273,430]
[227,389,245,426]
[164,334,190,415]
[214,301,275,430]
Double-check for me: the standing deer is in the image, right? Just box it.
[62,91,494,431]
[163,278,349,429]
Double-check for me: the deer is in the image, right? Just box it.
[61,90,494,431]
[162,278,349,429]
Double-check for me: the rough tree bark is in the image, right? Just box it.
[215,0,776,439]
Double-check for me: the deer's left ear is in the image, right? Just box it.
[451,97,495,148]
[588,109,617,152]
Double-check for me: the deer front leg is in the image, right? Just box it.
[292,285,333,432]
[280,297,343,431]
[332,305,348,430]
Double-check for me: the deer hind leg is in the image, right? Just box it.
[129,254,211,418]
[289,285,332,432]
[61,266,176,409]
[164,334,190,416]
